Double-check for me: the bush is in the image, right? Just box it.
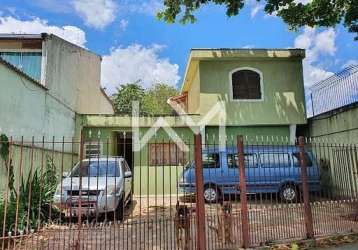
[0,134,59,235]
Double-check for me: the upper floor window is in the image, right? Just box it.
[231,68,262,100]
[0,52,42,81]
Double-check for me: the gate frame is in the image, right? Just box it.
[298,136,314,239]
[237,135,250,248]
[194,133,206,250]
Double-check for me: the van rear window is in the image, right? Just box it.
[292,152,313,167]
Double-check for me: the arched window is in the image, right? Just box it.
[231,69,262,100]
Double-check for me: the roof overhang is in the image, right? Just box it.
[0,33,45,40]
[181,48,305,92]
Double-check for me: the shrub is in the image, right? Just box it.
[0,134,59,235]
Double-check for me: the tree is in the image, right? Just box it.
[112,82,179,115]
[142,83,179,115]
[112,81,146,115]
[157,0,358,40]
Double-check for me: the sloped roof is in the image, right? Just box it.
[0,34,44,40]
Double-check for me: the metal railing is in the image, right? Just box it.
[309,64,358,117]
[0,134,357,249]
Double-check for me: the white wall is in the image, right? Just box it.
[43,35,114,115]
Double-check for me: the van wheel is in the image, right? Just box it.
[204,185,220,203]
[280,184,298,202]
[115,197,124,221]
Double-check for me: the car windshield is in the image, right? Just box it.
[70,160,120,177]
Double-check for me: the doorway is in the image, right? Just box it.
[117,132,133,170]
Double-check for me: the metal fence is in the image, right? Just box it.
[0,134,357,249]
[309,64,358,117]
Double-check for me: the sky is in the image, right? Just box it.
[0,0,357,95]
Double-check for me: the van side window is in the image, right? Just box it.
[202,153,220,168]
[292,152,313,167]
[259,153,291,168]
[227,153,257,168]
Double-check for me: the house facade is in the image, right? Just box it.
[78,48,307,194]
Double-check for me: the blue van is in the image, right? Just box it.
[179,146,321,203]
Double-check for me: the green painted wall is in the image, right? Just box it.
[198,60,306,126]
[307,104,358,143]
[0,145,78,196]
[0,62,76,143]
[205,125,290,144]
[187,66,200,114]
[303,105,358,197]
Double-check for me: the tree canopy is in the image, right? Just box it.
[112,81,146,115]
[112,82,179,116]
[157,0,358,40]
[142,83,179,115]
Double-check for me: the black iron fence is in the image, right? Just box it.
[0,134,357,249]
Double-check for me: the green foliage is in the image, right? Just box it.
[157,0,358,40]
[0,134,14,193]
[0,134,9,161]
[290,242,299,250]
[142,83,179,115]
[112,82,179,115]
[0,155,59,234]
[112,81,146,115]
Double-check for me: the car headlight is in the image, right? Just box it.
[104,185,120,195]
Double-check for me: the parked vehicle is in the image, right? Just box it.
[53,157,132,220]
[179,146,320,203]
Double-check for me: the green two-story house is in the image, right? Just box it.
[78,48,307,194]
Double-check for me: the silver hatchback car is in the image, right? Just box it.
[53,157,132,220]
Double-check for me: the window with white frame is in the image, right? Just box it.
[231,69,262,100]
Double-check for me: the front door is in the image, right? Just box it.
[117,132,133,170]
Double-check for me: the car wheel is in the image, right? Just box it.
[204,185,220,203]
[115,196,124,221]
[280,184,298,202]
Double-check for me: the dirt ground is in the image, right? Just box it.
[8,197,358,250]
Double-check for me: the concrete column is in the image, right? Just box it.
[200,126,205,146]
[290,124,297,143]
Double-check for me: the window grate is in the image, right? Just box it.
[84,142,102,158]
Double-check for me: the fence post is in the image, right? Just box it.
[76,130,85,250]
[194,133,206,250]
[1,136,12,250]
[298,136,314,239]
[237,135,249,248]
